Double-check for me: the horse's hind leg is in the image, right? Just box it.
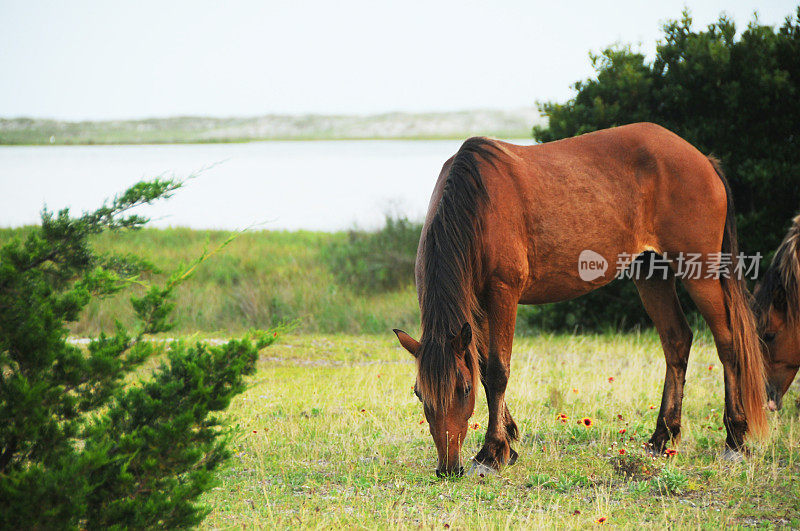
[634,269,693,453]
[681,277,749,453]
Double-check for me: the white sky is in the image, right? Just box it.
[0,1,797,120]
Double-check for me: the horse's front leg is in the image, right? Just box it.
[471,284,519,473]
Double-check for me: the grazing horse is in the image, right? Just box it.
[755,214,800,411]
[394,122,767,477]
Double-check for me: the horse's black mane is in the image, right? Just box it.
[416,137,502,410]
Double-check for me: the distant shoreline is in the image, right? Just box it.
[0,108,542,145]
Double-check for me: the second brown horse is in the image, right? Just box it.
[394,122,767,477]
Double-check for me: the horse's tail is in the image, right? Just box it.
[709,156,768,439]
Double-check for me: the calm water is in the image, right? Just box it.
[0,139,534,231]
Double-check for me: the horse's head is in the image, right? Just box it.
[754,214,800,411]
[394,323,478,477]
[757,302,800,411]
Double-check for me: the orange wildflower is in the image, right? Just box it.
[581,417,593,427]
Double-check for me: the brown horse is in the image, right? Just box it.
[394,122,767,477]
[755,214,800,411]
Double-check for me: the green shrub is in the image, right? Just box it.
[324,214,421,293]
[0,179,272,528]
[526,473,555,488]
[651,467,689,495]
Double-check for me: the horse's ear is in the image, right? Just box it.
[450,322,472,356]
[393,329,420,357]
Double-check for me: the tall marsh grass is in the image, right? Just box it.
[0,226,420,336]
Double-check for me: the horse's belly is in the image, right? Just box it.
[515,224,652,305]
[519,266,617,305]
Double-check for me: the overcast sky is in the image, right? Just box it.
[1,1,797,120]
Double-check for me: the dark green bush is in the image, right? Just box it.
[325,214,422,293]
[0,179,272,528]
[527,7,800,331]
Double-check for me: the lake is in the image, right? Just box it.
[0,139,534,232]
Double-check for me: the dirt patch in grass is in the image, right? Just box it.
[609,454,662,482]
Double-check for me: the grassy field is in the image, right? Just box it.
[201,331,799,528]
[3,226,798,527]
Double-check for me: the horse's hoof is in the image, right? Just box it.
[467,460,497,478]
[643,443,661,457]
[507,448,519,466]
[721,447,745,463]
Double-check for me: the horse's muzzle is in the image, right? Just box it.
[766,383,782,411]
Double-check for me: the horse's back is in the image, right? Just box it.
[476,123,728,303]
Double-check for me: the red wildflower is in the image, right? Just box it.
[419,420,425,425]
[572,388,579,393]
[572,510,581,516]
[360,408,366,413]
[273,332,278,337]
[708,364,714,371]
[617,414,623,420]
[556,413,569,423]
[471,422,480,430]
[608,377,614,383]
[618,428,626,434]
[649,404,656,410]
[252,430,258,434]
[597,517,607,524]
[619,449,626,455]
[581,417,593,427]
[664,448,678,457]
